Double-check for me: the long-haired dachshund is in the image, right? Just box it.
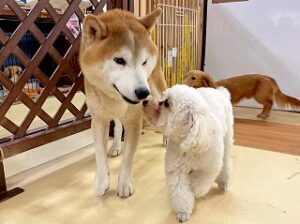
[184,70,300,119]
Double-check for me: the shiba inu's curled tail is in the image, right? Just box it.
[269,77,300,110]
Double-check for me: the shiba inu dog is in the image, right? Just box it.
[80,9,167,197]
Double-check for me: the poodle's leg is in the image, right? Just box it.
[117,115,142,198]
[92,118,110,196]
[190,171,218,198]
[162,135,168,147]
[216,125,233,191]
[108,119,122,157]
[167,172,194,222]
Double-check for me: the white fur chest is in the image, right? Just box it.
[165,141,224,174]
[85,81,128,119]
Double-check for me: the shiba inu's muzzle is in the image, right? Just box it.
[135,87,149,100]
[113,85,149,104]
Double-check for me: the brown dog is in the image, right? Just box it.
[3,65,22,82]
[1,65,22,96]
[80,9,167,197]
[184,70,300,119]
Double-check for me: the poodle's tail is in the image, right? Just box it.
[269,77,300,110]
[217,86,231,101]
[216,114,233,191]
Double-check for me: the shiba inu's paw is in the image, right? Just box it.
[94,172,110,196]
[176,212,190,222]
[117,180,134,198]
[108,145,121,157]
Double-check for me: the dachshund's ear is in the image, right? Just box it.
[180,109,212,153]
[202,73,217,88]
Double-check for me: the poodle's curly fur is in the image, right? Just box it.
[143,84,234,222]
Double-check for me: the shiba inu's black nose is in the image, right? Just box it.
[135,87,149,100]
[143,100,148,106]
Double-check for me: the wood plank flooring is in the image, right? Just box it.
[234,118,300,156]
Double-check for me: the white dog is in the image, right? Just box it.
[143,84,234,222]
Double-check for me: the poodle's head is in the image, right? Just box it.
[143,84,212,153]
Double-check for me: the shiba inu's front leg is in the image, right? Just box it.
[117,115,142,198]
[92,118,110,196]
[108,119,122,157]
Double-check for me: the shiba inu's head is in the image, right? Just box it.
[80,9,161,104]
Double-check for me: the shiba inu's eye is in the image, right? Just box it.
[191,76,196,80]
[142,60,147,65]
[114,57,126,66]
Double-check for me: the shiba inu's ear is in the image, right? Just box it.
[82,14,107,44]
[139,8,162,33]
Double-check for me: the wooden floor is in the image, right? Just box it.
[234,118,300,156]
[233,106,300,125]
[232,107,300,156]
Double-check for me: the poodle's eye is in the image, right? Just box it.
[114,57,126,66]
[164,99,169,108]
[191,76,196,80]
[159,101,163,106]
[142,60,147,65]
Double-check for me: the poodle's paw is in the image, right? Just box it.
[163,139,168,147]
[94,172,110,196]
[176,212,190,222]
[163,135,168,147]
[217,181,228,192]
[117,180,134,198]
[257,113,269,119]
[108,144,121,157]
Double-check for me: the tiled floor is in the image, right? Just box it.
[1,130,300,224]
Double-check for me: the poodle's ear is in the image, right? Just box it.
[202,73,217,88]
[180,109,212,154]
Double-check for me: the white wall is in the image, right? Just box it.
[205,0,300,109]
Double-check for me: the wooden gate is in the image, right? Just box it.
[0,0,130,202]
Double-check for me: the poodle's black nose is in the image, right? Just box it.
[135,87,149,100]
[143,100,148,106]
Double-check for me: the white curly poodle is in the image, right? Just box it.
[143,84,234,222]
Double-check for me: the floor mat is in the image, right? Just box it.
[1,130,299,224]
